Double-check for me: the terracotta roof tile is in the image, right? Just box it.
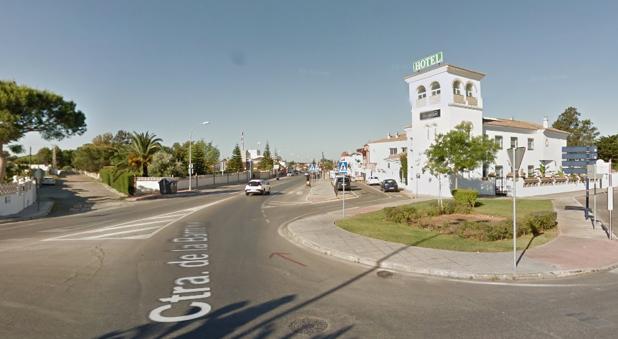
[483,118,568,134]
[368,134,407,144]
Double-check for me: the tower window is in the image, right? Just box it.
[466,83,474,97]
[527,138,534,150]
[511,137,518,148]
[417,86,426,99]
[430,82,441,96]
[453,81,462,95]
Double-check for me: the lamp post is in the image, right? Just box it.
[188,121,210,191]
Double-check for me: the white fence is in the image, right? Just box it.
[0,179,37,216]
[505,172,618,197]
[135,171,274,194]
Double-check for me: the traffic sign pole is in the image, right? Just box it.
[609,159,613,240]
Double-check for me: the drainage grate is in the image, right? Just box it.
[289,317,328,336]
[377,270,394,278]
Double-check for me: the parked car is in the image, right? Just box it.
[380,179,398,192]
[41,176,56,185]
[244,179,271,195]
[366,176,380,185]
[334,176,351,191]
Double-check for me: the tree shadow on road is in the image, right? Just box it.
[97,244,414,338]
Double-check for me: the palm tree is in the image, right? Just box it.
[129,131,162,176]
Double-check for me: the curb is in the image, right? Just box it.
[279,212,618,281]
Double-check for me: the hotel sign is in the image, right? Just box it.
[420,109,440,120]
[413,52,444,72]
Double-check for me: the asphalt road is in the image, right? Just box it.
[2,177,618,338]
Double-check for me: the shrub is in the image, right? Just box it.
[451,189,479,208]
[384,205,419,224]
[425,202,443,217]
[99,166,135,195]
[523,211,557,236]
[456,220,513,241]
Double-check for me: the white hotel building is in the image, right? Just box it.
[404,61,568,197]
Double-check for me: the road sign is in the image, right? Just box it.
[338,161,348,174]
[562,146,598,175]
[507,147,526,171]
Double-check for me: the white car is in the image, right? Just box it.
[245,179,271,195]
[366,176,380,185]
[41,176,56,185]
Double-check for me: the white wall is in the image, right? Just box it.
[135,172,252,194]
[0,179,37,216]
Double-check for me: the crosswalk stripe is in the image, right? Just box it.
[80,225,163,240]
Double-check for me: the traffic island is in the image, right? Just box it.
[281,197,618,280]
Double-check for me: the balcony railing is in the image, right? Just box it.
[466,96,478,106]
[416,98,426,107]
[429,95,440,105]
[453,94,465,104]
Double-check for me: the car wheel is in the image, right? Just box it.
[245,192,249,196]
[266,191,271,195]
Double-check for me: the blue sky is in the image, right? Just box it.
[1,0,616,162]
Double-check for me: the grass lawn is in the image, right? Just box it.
[336,199,557,252]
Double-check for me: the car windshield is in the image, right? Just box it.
[385,180,396,184]
[248,181,261,186]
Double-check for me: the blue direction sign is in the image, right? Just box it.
[338,161,348,174]
[562,146,597,175]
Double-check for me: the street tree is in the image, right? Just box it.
[73,143,113,172]
[0,81,86,181]
[204,142,220,173]
[400,153,408,184]
[228,144,244,172]
[36,147,53,165]
[129,131,162,177]
[552,107,599,146]
[596,134,618,168]
[424,121,499,190]
[259,142,274,170]
[148,150,177,177]
[191,140,207,175]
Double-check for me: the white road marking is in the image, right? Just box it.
[43,195,236,241]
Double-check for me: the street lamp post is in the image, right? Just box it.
[188,121,210,191]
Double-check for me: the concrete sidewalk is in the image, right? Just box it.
[282,196,618,280]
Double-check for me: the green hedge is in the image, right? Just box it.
[451,189,479,208]
[99,166,134,195]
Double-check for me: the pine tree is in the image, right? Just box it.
[259,142,274,170]
[228,144,243,172]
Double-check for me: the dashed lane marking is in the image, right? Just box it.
[43,196,235,241]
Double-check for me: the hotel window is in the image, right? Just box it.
[466,83,474,97]
[528,165,534,176]
[430,81,441,96]
[527,138,534,150]
[389,148,397,155]
[496,165,504,178]
[510,137,518,148]
[453,81,461,95]
[495,135,503,149]
[417,86,426,99]
[402,147,407,153]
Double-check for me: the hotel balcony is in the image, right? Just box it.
[416,98,426,107]
[466,96,478,106]
[453,94,465,105]
[429,94,440,105]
